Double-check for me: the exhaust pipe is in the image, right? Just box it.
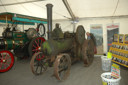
[46,4,53,39]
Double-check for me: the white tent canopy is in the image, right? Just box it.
[0,0,128,20]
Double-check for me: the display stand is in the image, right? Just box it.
[109,34,128,67]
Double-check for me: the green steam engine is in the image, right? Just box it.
[1,28,28,50]
[0,24,46,72]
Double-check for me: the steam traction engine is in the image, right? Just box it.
[30,4,96,80]
[0,24,46,72]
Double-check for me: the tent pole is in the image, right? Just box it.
[62,0,76,21]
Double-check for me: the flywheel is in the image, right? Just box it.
[76,25,85,45]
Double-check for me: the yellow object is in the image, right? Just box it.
[109,34,128,68]
[112,60,128,68]
[112,63,120,71]
[111,63,120,78]
[107,52,112,59]
[102,81,107,85]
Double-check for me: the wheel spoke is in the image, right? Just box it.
[1,53,4,58]
[35,50,38,53]
[40,65,43,74]
[39,55,41,59]
[37,38,39,45]
[0,62,2,69]
[6,54,11,60]
[32,49,37,52]
[6,56,11,60]
[7,60,11,63]
[36,55,38,60]
[40,40,43,46]
[0,53,2,58]
[59,67,67,73]
[4,63,7,69]
[63,57,67,62]
[35,40,39,47]
[4,53,7,60]
[4,63,10,67]
[35,64,39,73]
[42,65,46,70]
[0,56,2,60]
[54,54,71,80]
[33,44,37,48]
[42,55,44,59]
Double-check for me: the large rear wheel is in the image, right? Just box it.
[82,39,94,66]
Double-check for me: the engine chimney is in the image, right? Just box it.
[46,4,53,39]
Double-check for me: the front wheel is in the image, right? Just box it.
[30,52,47,75]
[54,54,71,80]
[0,50,14,72]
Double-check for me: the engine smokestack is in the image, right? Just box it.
[46,4,53,39]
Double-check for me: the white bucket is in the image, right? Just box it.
[101,56,112,71]
[101,72,121,85]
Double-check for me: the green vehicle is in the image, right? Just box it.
[0,13,46,72]
[30,4,96,81]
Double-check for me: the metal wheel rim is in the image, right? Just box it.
[0,50,14,72]
[30,52,47,75]
[54,54,71,80]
